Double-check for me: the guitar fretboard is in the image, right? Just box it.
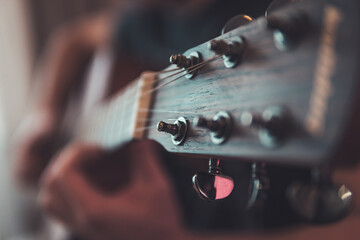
[75,72,157,148]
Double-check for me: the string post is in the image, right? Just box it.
[157,121,179,136]
[169,52,202,79]
[169,54,192,69]
[157,117,188,145]
[194,111,232,145]
[194,116,223,133]
[208,36,246,68]
[240,106,290,148]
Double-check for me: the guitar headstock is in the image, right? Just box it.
[146,0,360,167]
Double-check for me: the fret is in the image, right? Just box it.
[131,72,158,139]
[74,73,157,148]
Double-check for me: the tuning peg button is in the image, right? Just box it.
[221,14,253,35]
[287,166,353,223]
[265,0,303,17]
[192,159,234,201]
[287,182,352,223]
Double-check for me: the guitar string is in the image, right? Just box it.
[137,108,198,114]
[144,56,221,85]
[142,55,221,96]
[135,118,177,123]
[133,119,198,133]
[131,60,223,133]
[103,55,220,113]
[101,55,222,118]
[113,56,222,137]
[133,83,306,132]
[136,53,287,122]
[145,68,188,84]
[157,67,180,73]
[98,67,184,107]
[133,125,158,132]
[85,56,223,139]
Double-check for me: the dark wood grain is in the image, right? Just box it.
[76,0,360,168]
[145,0,360,167]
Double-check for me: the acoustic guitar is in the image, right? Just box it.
[52,0,359,231]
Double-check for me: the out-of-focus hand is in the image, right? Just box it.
[37,136,360,240]
[13,13,110,188]
[38,140,186,240]
[13,110,61,187]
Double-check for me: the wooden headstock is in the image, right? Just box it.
[143,0,360,167]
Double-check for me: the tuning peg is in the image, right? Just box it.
[241,106,290,147]
[157,117,188,145]
[194,111,232,144]
[208,36,246,68]
[267,9,308,51]
[287,182,352,223]
[169,51,202,79]
[221,14,253,35]
[265,0,302,17]
[192,159,234,201]
[157,121,179,136]
[287,165,353,223]
[208,38,245,57]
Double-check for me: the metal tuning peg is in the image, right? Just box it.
[157,117,188,145]
[221,14,253,35]
[287,166,353,223]
[192,159,234,201]
[208,36,246,68]
[169,52,202,79]
[266,8,308,51]
[194,111,232,144]
[241,106,290,147]
[247,163,269,209]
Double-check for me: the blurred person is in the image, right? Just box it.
[38,140,360,240]
[12,0,360,239]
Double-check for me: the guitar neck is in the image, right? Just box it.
[74,0,360,168]
[75,71,158,148]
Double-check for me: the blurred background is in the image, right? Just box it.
[0,1,115,239]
